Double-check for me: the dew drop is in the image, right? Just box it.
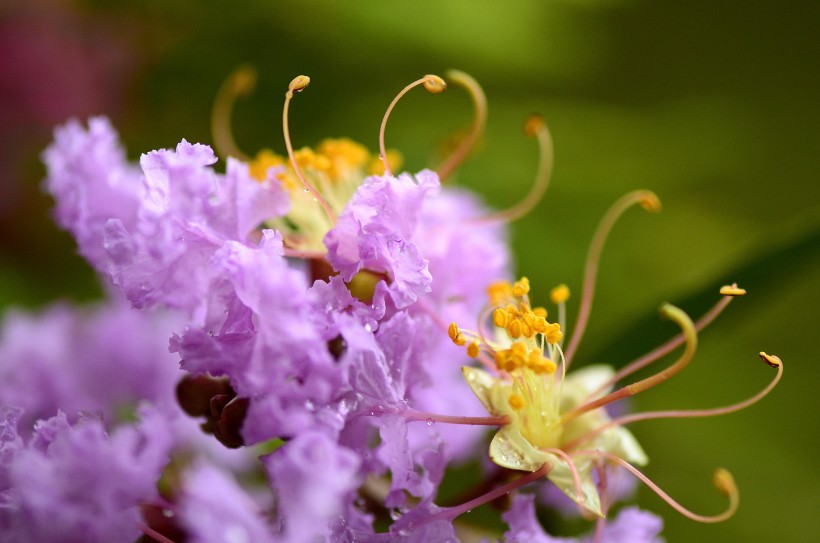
[303,187,310,192]
[162,508,174,518]
[364,323,373,332]
[426,418,435,426]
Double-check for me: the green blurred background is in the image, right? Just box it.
[1,0,818,541]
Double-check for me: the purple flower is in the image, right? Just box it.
[325,171,439,309]
[503,494,664,543]
[177,461,276,543]
[43,119,288,317]
[264,431,361,543]
[0,407,173,543]
[0,296,183,434]
[42,117,143,271]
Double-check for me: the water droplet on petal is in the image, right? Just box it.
[426,418,434,426]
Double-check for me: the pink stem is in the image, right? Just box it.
[413,465,549,526]
[401,408,509,427]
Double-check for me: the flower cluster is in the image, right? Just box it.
[0,70,783,542]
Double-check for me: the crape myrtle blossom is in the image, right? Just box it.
[0,298,268,543]
[39,71,511,540]
[33,67,784,542]
[503,494,663,543]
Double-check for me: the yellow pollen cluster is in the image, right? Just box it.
[247,138,403,187]
[495,342,557,374]
[508,393,526,410]
[550,284,570,304]
[487,281,513,307]
[447,322,467,347]
[493,302,560,343]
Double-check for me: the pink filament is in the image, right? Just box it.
[572,450,738,523]
[565,359,783,451]
[588,294,734,399]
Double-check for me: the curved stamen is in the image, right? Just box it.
[542,447,586,510]
[282,75,336,224]
[211,65,257,161]
[564,353,784,451]
[562,303,696,424]
[551,284,570,348]
[379,74,447,177]
[473,114,554,224]
[593,462,609,543]
[437,70,487,181]
[416,298,496,371]
[564,190,662,367]
[139,525,176,543]
[573,450,739,523]
[588,285,741,399]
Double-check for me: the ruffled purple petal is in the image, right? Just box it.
[325,171,439,309]
[264,431,361,543]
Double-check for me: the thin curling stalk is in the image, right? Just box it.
[573,450,740,523]
[211,65,257,161]
[562,302,696,424]
[564,190,662,367]
[588,285,741,400]
[379,74,446,176]
[563,353,784,452]
[476,114,554,224]
[281,75,335,224]
[437,69,487,181]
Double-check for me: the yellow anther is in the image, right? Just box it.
[508,393,526,410]
[719,285,747,297]
[288,75,311,94]
[520,320,533,339]
[637,191,662,213]
[527,351,558,375]
[494,350,508,370]
[454,333,467,347]
[527,350,544,372]
[248,149,287,183]
[466,341,481,359]
[511,342,528,356]
[368,149,403,175]
[713,468,737,497]
[523,114,546,138]
[532,307,547,319]
[758,352,782,368]
[532,316,548,334]
[512,277,530,297]
[506,304,521,317]
[422,74,447,94]
[447,322,460,341]
[229,65,257,96]
[487,281,513,306]
[492,308,508,328]
[550,284,570,304]
[507,319,523,339]
[545,324,563,345]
